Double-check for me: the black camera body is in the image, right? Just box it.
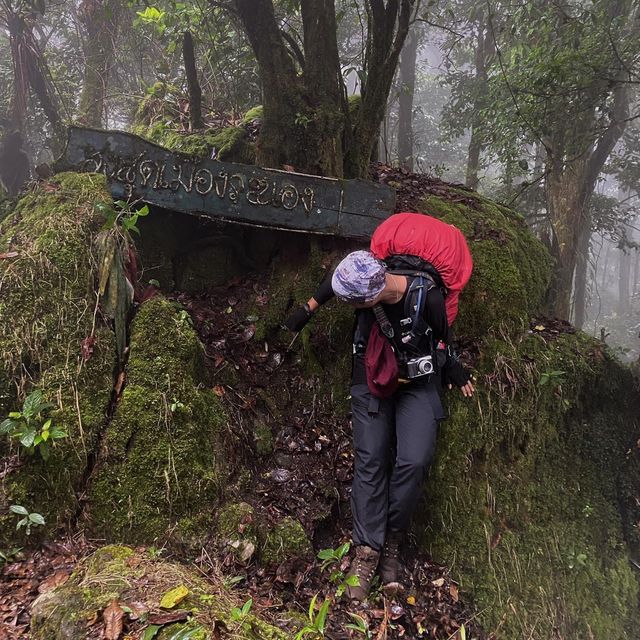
[406,355,434,378]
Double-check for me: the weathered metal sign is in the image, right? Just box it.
[58,127,395,238]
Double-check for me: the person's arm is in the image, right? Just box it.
[426,288,474,397]
[283,270,335,331]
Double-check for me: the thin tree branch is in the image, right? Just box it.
[280,27,305,70]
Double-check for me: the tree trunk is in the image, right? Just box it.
[344,0,414,178]
[633,244,639,297]
[77,0,120,128]
[573,221,591,329]
[183,30,204,130]
[465,14,492,190]
[397,27,417,171]
[7,11,64,144]
[300,0,344,176]
[618,245,631,315]
[234,0,344,176]
[545,159,591,319]
[465,127,482,191]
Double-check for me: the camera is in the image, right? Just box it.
[406,355,434,378]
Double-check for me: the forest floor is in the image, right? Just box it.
[0,165,499,639]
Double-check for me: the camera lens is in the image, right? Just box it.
[418,357,433,374]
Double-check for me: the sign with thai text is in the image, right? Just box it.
[59,127,395,238]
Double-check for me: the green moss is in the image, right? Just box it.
[217,502,257,541]
[87,297,230,545]
[242,105,263,124]
[216,502,258,563]
[132,123,255,164]
[252,238,354,414]
[261,516,311,565]
[0,173,116,544]
[253,420,274,456]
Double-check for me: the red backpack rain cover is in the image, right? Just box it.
[370,212,473,326]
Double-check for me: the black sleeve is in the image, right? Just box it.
[425,287,470,387]
[312,269,336,306]
[424,286,450,344]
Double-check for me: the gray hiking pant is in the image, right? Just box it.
[350,381,444,551]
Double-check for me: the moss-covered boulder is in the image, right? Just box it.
[0,176,233,549]
[30,545,288,640]
[419,329,640,639]
[260,198,639,638]
[0,173,116,542]
[422,192,552,339]
[86,297,229,545]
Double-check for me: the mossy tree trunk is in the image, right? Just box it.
[77,0,121,128]
[545,80,629,320]
[343,0,414,178]
[573,221,591,329]
[234,0,344,176]
[233,0,415,179]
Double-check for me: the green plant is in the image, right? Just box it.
[169,398,185,413]
[0,547,22,566]
[317,543,358,598]
[0,390,66,460]
[567,551,588,570]
[10,505,45,535]
[295,594,331,639]
[223,575,245,589]
[294,112,313,127]
[345,612,372,638]
[317,542,350,571]
[230,597,253,632]
[538,369,566,386]
[95,200,150,235]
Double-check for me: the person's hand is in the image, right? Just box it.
[451,378,474,397]
[443,360,474,397]
[284,304,313,332]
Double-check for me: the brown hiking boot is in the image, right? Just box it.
[378,530,404,593]
[345,545,380,601]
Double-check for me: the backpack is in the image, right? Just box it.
[365,322,399,398]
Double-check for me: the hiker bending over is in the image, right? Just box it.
[284,212,474,601]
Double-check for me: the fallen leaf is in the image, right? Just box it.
[127,600,148,620]
[213,354,225,368]
[450,584,459,602]
[406,595,416,606]
[103,600,124,640]
[159,585,190,609]
[432,577,445,587]
[213,385,225,397]
[38,569,70,594]
[534,324,545,331]
[0,251,19,259]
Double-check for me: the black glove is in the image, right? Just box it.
[442,359,471,388]
[284,304,314,332]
